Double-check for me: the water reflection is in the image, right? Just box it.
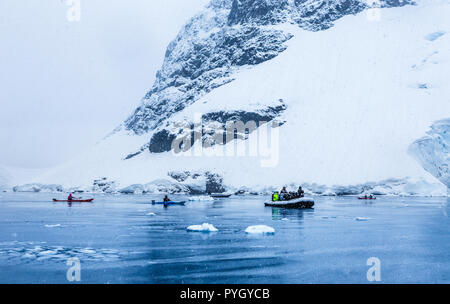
[271,207,314,221]
[443,196,450,217]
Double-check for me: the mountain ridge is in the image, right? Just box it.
[25,0,450,196]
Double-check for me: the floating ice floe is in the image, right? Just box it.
[187,223,218,232]
[355,217,371,221]
[79,248,96,254]
[188,196,214,201]
[44,224,61,228]
[0,242,121,262]
[146,212,157,216]
[245,225,275,234]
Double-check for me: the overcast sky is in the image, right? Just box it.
[0,0,209,169]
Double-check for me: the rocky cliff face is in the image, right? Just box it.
[123,0,414,156]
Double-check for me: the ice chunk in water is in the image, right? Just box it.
[245,225,275,234]
[187,223,218,232]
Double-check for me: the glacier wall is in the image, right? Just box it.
[409,119,450,194]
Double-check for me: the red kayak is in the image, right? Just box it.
[358,197,376,200]
[52,199,94,203]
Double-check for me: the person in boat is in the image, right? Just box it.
[280,187,287,200]
[369,194,373,199]
[68,193,74,201]
[272,191,279,202]
[163,195,171,202]
[297,186,305,198]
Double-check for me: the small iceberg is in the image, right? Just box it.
[187,223,218,232]
[245,225,275,234]
[146,212,156,216]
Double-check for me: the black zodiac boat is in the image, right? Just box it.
[265,197,314,209]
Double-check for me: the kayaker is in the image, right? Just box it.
[163,195,171,202]
[68,193,73,201]
[272,192,279,202]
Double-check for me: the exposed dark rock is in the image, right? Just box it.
[92,177,116,193]
[205,171,226,193]
[168,171,192,182]
[149,130,177,153]
[166,170,226,194]
[228,0,290,25]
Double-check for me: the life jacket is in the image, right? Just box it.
[272,193,279,201]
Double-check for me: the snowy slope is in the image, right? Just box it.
[0,166,10,190]
[0,165,48,191]
[33,0,450,195]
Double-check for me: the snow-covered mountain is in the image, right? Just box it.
[31,0,450,195]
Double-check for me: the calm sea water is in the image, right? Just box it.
[0,193,449,283]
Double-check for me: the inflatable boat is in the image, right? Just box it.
[210,193,232,198]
